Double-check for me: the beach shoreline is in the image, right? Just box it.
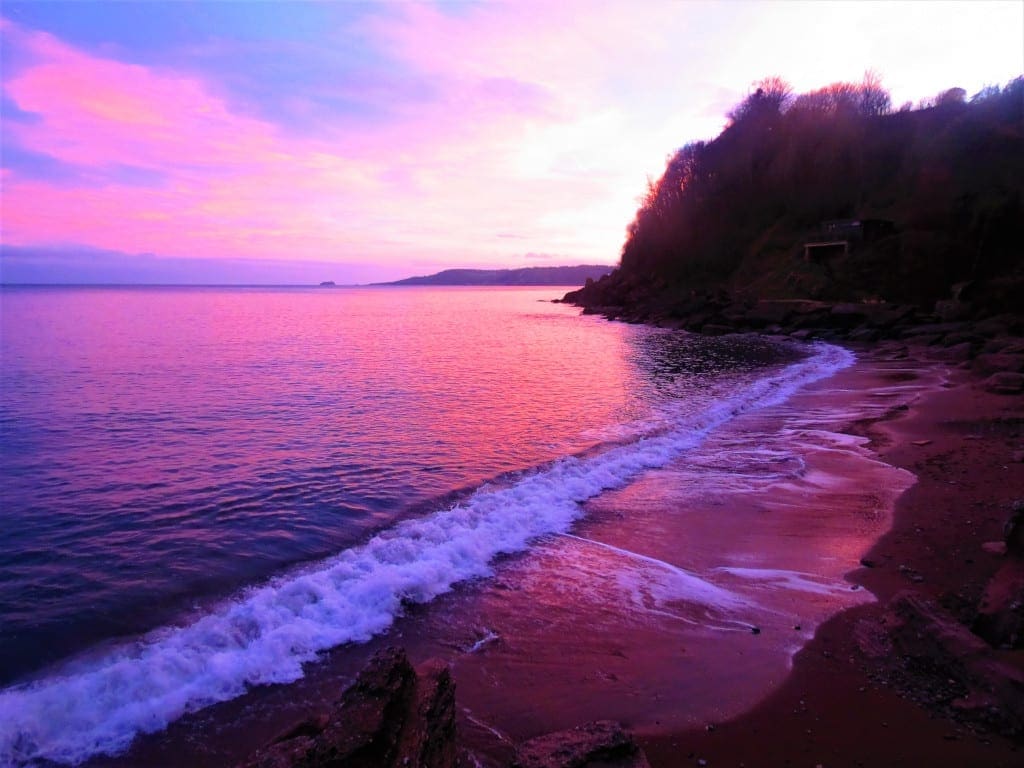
[65,335,1024,768]
[639,340,1024,767]
[224,339,1023,768]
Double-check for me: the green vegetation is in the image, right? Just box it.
[576,75,1023,314]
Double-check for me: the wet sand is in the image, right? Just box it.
[411,347,932,765]
[640,343,1024,767]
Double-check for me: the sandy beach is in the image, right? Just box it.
[81,337,1024,768]
[641,341,1024,767]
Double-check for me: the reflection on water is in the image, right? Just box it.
[0,286,792,687]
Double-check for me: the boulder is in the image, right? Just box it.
[700,323,735,336]
[974,502,1024,649]
[848,326,881,343]
[1006,501,1024,558]
[744,302,791,326]
[980,337,1024,355]
[927,342,973,363]
[907,322,969,337]
[984,372,1024,395]
[972,353,1024,376]
[902,334,943,347]
[239,648,456,768]
[974,314,1024,337]
[511,721,650,768]
[934,299,971,321]
[973,560,1024,649]
[884,591,1024,736]
[940,331,983,348]
[827,303,872,328]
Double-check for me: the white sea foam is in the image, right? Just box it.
[714,567,862,597]
[559,532,750,614]
[0,342,853,767]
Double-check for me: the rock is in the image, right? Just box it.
[887,591,989,663]
[239,648,456,768]
[902,334,943,347]
[975,314,1024,337]
[975,503,1024,649]
[941,331,983,348]
[926,341,972,364]
[974,317,1011,337]
[743,300,797,326]
[827,303,872,328]
[854,617,893,659]
[898,564,925,582]
[700,324,735,336]
[984,372,1024,395]
[972,353,1024,376]
[511,721,650,768]
[973,560,1024,649]
[980,336,1024,354]
[907,321,969,337]
[848,326,880,343]
[934,299,971,321]
[1006,501,1024,557]
[884,591,1024,736]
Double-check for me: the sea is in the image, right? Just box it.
[0,285,924,767]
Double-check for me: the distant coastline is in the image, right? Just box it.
[374,264,613,287]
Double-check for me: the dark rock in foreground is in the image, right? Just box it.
[974,501,1024,649]
[239,649,651,768]
[984,371,1024,395]
[239,647,456,768]
[858,589,1024,738]
[511,721,651,768]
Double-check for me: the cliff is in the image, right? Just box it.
[565,76,1024,322]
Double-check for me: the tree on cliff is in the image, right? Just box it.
[610,74,1023,310]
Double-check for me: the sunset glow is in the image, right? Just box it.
[1,1,1021,284]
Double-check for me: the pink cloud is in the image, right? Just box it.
[3,24,277,171]
[0,14,632,271]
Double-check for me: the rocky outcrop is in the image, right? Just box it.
[984,372,1024,395]
[974,502,1024,649]
[239,647,456,768]
[563,272,1024,344]
[564,287,1024,394]
[858,590,1024,738]
[511,721,651,768]
[239,650,652,768]
[856,503,1024,738]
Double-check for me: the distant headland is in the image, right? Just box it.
[375,264,613,287]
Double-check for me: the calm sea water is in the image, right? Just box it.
[0,285,850,766]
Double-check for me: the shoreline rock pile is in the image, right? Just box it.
[562,291,1024,395]
[238,648,650,768]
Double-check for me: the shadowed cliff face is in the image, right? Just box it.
[578,76,1023,316]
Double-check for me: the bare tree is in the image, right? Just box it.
[728,76,793,124]
[858,70,891,116]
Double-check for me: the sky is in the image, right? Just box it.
[1,1,1022,285]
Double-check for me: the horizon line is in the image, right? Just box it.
[0,281,598,288]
